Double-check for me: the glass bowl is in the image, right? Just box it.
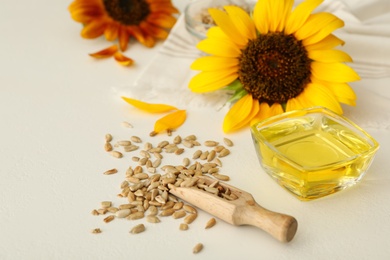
[184,0,254,41]
[250,106,380,201]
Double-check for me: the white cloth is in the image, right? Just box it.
[114,0,390,127]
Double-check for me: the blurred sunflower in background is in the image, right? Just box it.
[69,0,178,63]
[189,0,360,133]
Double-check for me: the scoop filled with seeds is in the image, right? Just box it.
[168,176,298,243]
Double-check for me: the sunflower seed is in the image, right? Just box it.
[122,121,133,128]
[130,224,145,234]
[207,150,216,162]
[223,137,234,147]
[103,215,115,223]
[173,202,184,210]
[138,157,148,166]
[149,131,157,137]
[179,223,189,231]
[131,136,142,143]
[205,218,216,229]
[146,215,161,223]
[91,228,102,234]
[160,208,175,217]
[118,140,132,146]
[97,208,107,215]
[214,145,225,152]
[110,151,123,158]
[200,151,209,160]
[127,211,144,220]
[140,150,150,158]
[161,201,175,210]
[193,243,203,254]
[175,148,184,155]
[212,173,230,181]
[133,173,148,179]
[182,140,194,148]
[173,135,182,144]
[101,201,111,208]
[124,145,139,152]
[150,147,162,153]
[115,209,131,218]
[184,134,196,141]
[157,140,169,148]
[104,142,113,152]
[148,205,158,216]
[204,140,219,147]
[105,134,113,142]
[103,168,118,175]
[172,210,186,219]
[218,148,230,157]
[183,205,197,214]
[192,150,202,159]
[133,165,143,174]
[182,157,190,167]
[144,142,152,151]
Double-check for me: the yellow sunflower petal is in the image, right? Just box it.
[154,110,187,133]
[223,94,259,133]
[286,97,305,112]
[122,97,177,113]
[196,38,241,57]
[206,27,230,40]
[311,62,360,83]
[223,6,257,40]
[304,34,344,51]
[300,83,343,114]
[208,8,247,47]
[308,50,352,63]
[189,70,238,93]
[294,13,341,41]
[114,52,134,66]
[251,103,284,126]
[190,56,239,71]
[302,17,344,45]
[253,0,270,34]
[268,0,293,32]
[228,98,260,132]
[285,0,323,34]
[277,0,294,32]
[89,45,118,58]
[311,78,357,105]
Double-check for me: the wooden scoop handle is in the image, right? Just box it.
[235,202,298,242]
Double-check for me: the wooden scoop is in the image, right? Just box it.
[168,176,298,242]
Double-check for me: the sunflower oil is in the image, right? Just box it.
[251,109,379,201]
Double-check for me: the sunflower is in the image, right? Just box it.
[68,0,179,51]
[189,0,360,133]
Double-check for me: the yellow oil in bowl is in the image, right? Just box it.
[251,107,379,201]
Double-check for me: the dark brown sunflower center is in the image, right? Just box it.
[239,32,312,104]
[103,0,150,25]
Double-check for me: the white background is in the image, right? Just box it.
[1,0,389,259]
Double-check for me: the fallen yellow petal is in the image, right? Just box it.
[114,52,135,66]
[154,110,187,133]
[89,45,118,58]
[122,97,178,113]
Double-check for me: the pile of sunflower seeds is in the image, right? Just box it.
[91,123,236,254]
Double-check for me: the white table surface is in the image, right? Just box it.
[1,0,389,259]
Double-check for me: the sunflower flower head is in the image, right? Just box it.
[189,0,360,133]
[69,0,179,64]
